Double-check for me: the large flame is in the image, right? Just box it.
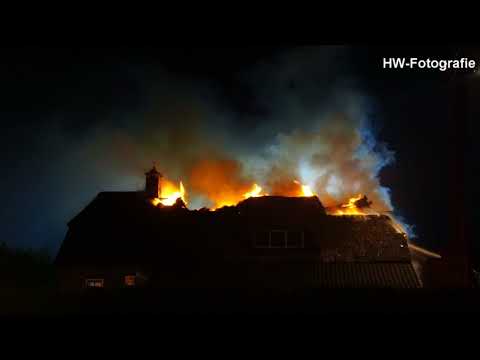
[213,183,267,209]
[293,180,315,197]
[243,183,267,199]
[151,179,187,207]
[211,180,314,210]
[141,113,405,227]
[160,181,186,206]
[242,181,313,202]
[330,194,368,216]
[146,172,410,239]
[189,158,254,209]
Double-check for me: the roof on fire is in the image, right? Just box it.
[236,195,326,215]
[55,191,417,289]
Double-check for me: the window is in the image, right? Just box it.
[124,275,136,287]
[287,231,304,248]
[85,278,104,288]
[270,231,286,248]
[254,231,270,248]
[254,230,305,249]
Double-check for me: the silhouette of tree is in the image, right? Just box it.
[0,242,54,288]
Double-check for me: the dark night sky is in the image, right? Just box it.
[0,46,473,261]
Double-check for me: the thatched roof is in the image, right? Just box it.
[55,193,417,288]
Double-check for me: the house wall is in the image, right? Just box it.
[56,266,151,292]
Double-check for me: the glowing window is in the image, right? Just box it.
[124,275,136,287]
[85,278,104,288]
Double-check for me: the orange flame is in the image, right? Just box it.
[213,184,266,209]
[243,183,267,199]
[326,194,409,237]
[293,180,315,197]
[151,179,187,207]
[148,176,408,238]
[331,194,367,216]
[189,158,254,209]
[160,181,186,206]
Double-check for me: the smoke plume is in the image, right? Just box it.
[1,46,415,254]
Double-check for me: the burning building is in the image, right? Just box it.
[55,165,422,290]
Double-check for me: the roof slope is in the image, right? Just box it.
[235,262,421,288]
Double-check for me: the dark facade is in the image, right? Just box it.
[55,185,420,290]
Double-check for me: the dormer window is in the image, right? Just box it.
[287,231,304,248]
[254,230,305,248]
[270,230,286,248]
[124,275,136,287]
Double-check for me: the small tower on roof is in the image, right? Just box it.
[145,163,162,199]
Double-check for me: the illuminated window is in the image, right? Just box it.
[85,278,104,288]
[124,275,136,287]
